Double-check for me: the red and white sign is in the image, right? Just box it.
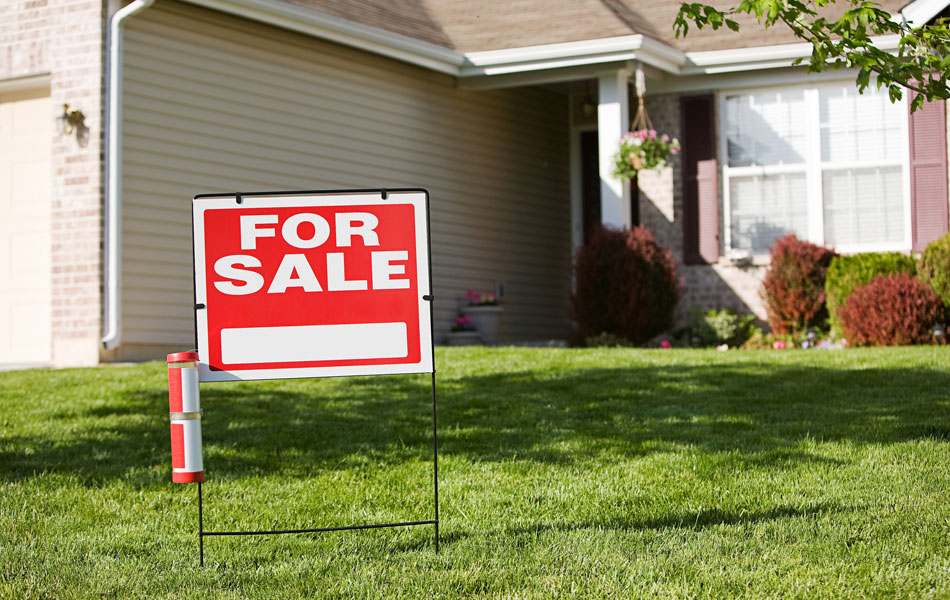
[192,190,433,381]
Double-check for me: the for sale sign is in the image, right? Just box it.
[192,189,433,382]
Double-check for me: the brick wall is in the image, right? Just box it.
[639,92,768,324]
[1,0,105,365]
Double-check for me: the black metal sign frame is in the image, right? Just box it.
[188,188,439,566]
[195,371,439,566]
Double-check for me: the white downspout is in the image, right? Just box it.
[102,0,155,350]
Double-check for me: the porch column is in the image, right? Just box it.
[598,69,631,229]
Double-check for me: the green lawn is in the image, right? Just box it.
[2,347,949,598]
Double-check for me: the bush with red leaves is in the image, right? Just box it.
[838,273,943,346]
[761,234,836,335]
[571,225,680,345]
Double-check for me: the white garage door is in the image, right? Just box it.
[0,89,52,364]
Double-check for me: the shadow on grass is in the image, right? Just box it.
[380,503,847,554]
[507,501,847,537]
[1,362,949,485]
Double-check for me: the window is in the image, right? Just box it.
[721,82,909,255]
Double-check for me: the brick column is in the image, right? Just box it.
[50,0,105,366]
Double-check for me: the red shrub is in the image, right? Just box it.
[571,225,680,345]
[838,273,943,346]
[761,235,836,335]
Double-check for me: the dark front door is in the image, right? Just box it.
[580,130,600,243]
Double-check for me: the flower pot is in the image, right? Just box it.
[466,305,502,344]
[445,330,481,346]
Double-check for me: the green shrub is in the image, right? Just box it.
[689,308,760,347]
[825,252,917,339]
[918,233,950,320]
[571,225,680,346]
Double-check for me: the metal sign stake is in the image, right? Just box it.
[193,375,439,565]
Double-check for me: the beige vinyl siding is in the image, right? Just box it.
[120,1,571,352]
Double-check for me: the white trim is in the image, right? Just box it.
[650,64,864,95]
[598,70,631,229]
[901,0,950,26]
[182,0,465,75]
[462,35,685,77]
[805,87,823,246]
[682,35,901,75]
[0,73,51,95]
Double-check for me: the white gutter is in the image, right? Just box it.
[462,35,685,77]
[102,0,155,351]
[182,0,465,75]
[682,35,902,75]
[900,0,949,26]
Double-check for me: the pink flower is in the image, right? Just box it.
[660,340,672,348]
[773,340,787,350]
[661,134,670,143]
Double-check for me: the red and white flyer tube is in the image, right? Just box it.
[167,351,204,483]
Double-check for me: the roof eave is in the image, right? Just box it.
[460,35,686,78]
[182,0,466,75]
[681,35,902,75]
[175,0,918,85]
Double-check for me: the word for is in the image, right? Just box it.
[212,212,410,295]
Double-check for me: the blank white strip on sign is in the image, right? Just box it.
[220,322,409,364]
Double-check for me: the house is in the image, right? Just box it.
[2,0,947,366]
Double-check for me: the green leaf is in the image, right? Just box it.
[673,0,950,107]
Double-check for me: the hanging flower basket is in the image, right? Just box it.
[611,66,681,181]
[612,129,680,181]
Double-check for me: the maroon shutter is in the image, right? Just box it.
[681,94,718,264]
[697,158,720,264]
[909,94,949,252]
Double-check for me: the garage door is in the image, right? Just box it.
[0,89,52,364]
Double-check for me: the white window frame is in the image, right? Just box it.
[719,80,912,259]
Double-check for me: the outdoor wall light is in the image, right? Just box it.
[56,104,89,147]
